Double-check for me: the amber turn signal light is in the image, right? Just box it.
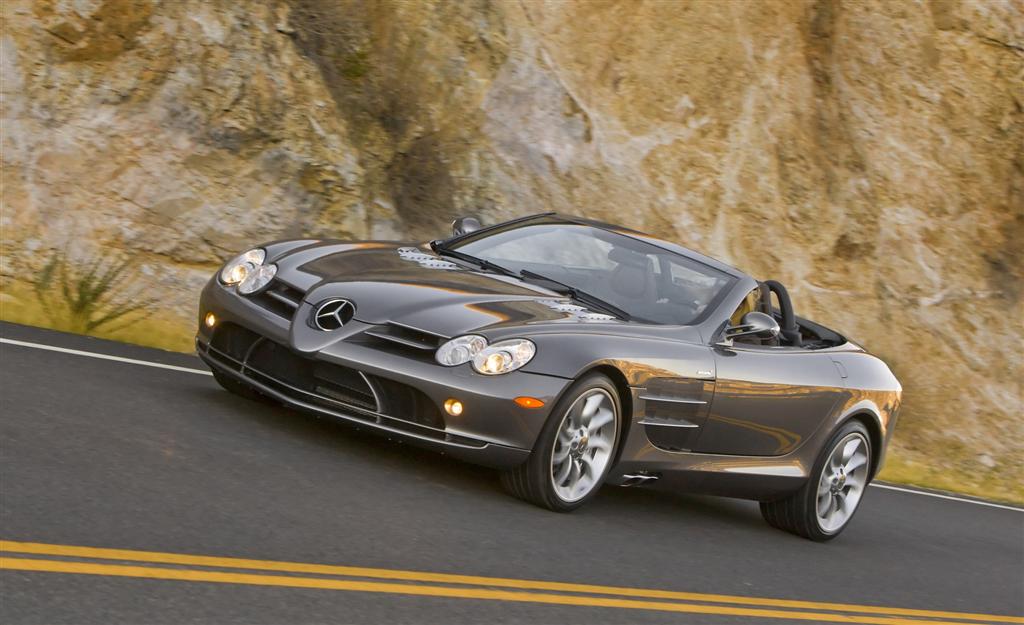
[204,312,217,328]
[444,398,464,416]
[514,396,545,409]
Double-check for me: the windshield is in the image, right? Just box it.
[449,221,735,325]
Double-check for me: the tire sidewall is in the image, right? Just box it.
[529,372,622,511]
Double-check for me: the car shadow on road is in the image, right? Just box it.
[199,387,776,535]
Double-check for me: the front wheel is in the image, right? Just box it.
[760,421,872,541]
[501,373,620,512]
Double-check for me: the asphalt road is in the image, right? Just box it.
[1,321,1021,625]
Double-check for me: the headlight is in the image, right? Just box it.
[435,335,487,366]
[237,263,277,294]
[220,249,265,285]
[472,339,536,375]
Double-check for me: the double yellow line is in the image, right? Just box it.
[1,540,1020,624]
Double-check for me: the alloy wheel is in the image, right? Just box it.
[550,388,617,503]
[816,432,870,533]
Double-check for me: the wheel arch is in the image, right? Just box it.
[841,411,884,480]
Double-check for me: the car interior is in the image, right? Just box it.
[509,246,730,326]
[728,280,845,349]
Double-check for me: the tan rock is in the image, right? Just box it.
[2,0,1020,498]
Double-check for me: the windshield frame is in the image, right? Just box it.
[444,214,741,327]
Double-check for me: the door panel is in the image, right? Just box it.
[693,346,845,456]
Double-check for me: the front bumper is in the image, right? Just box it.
[197,279,571,468]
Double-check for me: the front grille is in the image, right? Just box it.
[205,323,445,432]
[367,375,444,429]
[210,323,262,362]
[247,338,377,411]
[251,280,304,319]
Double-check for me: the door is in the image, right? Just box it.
[692,344,845,456]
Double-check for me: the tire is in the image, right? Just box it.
[760,420,872,541]
[501,372,621,512]
[212,369,276,405]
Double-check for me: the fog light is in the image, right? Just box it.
[444,398,464,416]
[514,396,545,409]
[204,312,217,328]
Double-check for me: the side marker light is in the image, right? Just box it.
[514,397,545,409]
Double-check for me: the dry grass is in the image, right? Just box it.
[1,277,193,353]
[879,452,1023,505]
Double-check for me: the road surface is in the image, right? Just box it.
[1,322,1021,624]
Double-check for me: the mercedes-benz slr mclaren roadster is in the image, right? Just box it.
[196,213,901,540]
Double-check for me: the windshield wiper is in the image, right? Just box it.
[430,242,521,279]
[518,269,632,321]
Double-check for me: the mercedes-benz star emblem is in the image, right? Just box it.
[313,299,355,331]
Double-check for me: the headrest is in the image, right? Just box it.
[610,263,648,298]
[608,247,648,268]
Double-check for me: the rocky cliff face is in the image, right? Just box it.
[2,0,1021,497]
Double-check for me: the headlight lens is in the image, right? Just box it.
[472,339,536,375]
[237,263,277,294]
[435,335,488,366]
[220,249,265,285]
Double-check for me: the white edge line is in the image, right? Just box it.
[0,338,212,377]
[869,483,1023,512]
[3,336,1023,513]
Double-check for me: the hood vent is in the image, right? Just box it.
[361,322,447,352]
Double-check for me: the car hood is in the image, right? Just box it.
[272,242,619,338]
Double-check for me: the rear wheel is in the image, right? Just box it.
[501,373,620,512]
[760,421,872,541]
[212,369,275,404]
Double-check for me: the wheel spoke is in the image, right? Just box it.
[589,437,611,453]
[552,444,570,463]
[819,470,832,491]
[845,452,868,473]
[841,438,861,464]
[553,457,572,484]
[836,493,851,519]
[589,409,614,431]
[817,492,832,517]
[567,401,585,428]
[581,393,604,423]
[574,472,594,498]
[569,459,582,486]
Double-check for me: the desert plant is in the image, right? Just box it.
[33,250,156,335]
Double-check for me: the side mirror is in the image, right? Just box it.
[718,311,780,347]
[451,216,482,237]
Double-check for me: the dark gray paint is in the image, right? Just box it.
[196,214,902,502]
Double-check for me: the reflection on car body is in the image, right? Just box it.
[196,213,901,541]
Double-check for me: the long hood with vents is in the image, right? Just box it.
[265,241,619,339]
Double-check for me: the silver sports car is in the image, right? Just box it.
[196,213,901,541]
